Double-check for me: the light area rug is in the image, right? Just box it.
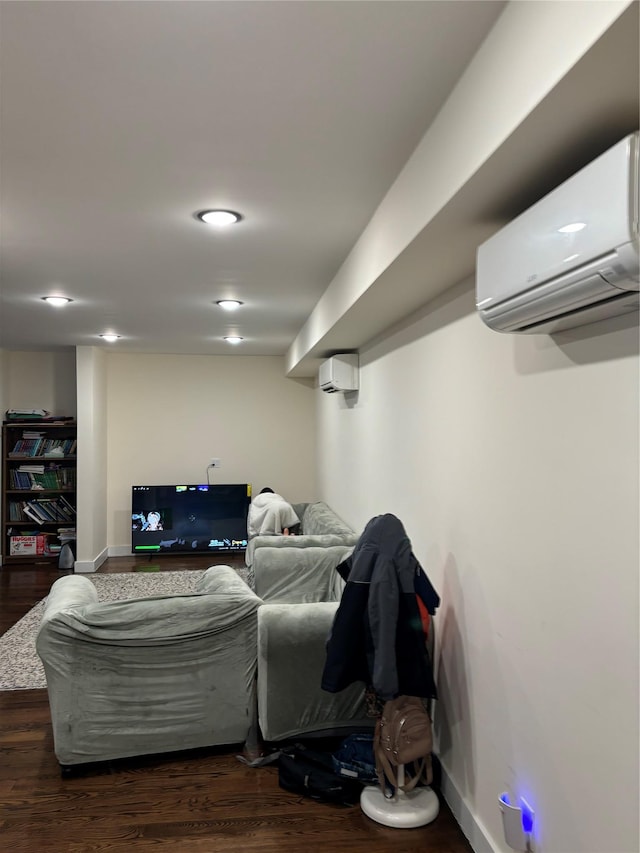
[0,569,248,691]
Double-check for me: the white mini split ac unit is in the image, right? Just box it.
[476,131,639,334]
[318,353,359,393]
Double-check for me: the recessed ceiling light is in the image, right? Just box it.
[99,334,120,343]
[224,336,243,345]
[42,296,73,307]
[216,300,244,310]
[197,209,242,227]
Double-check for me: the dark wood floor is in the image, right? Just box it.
[0,556,473,852]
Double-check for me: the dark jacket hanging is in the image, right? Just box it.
[321,513,439,701]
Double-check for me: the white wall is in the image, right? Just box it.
[0,350,7,421]
[3,350,77,417]
[105,353,316,550]
[75,346,108,571]
[0,351,6,548]
[318,280,639,853]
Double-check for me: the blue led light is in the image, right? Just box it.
[520,798,534,834]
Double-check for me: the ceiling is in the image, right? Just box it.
[0,0,505,358]
[1,1,638,377]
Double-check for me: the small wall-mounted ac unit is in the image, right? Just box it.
[319,353,359,393]
[476,131,639,334]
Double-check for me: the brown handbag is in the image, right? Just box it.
[374,695,433,793]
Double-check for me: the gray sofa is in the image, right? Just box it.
[255,545,373,742]
[245,500,359,587]
[36,565,262,769]
[37,544,371,770]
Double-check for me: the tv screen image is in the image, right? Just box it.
[131,484,251,555]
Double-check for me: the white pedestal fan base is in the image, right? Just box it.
[360,784,440,828]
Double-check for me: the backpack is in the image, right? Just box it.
[374,695,433,794]
[278,743,364,806]
[331,732,377,784]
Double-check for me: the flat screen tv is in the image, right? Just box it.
[131,484,251,555]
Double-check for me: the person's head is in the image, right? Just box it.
[260,487,274,494]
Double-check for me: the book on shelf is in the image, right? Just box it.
[10,467,74,490]
[57,493,76,516]
[4,411,75,423]
[13,496,74,524]
[9,438,42,457]
[8,501,25,521]
[30,500,61,522]
[57,526,76,543]
[26,500,56,523]
[41,498,72,522]
[21,503,45,525]
[9,471,29,489]
[5,408,50,419]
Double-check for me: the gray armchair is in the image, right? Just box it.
[36,565,262,769]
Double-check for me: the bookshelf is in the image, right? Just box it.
[2,420,77,565]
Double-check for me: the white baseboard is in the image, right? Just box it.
[108,545,134,557]
[440,763,497,853]
[72,544,157,570]
[74,547,109,574]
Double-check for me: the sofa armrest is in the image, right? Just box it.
[300,501,355,537]
[41,575,98,625]
[257,602,371,741]
[197,564,260,599]
[246,532,358,567]
[254,545,353,603]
